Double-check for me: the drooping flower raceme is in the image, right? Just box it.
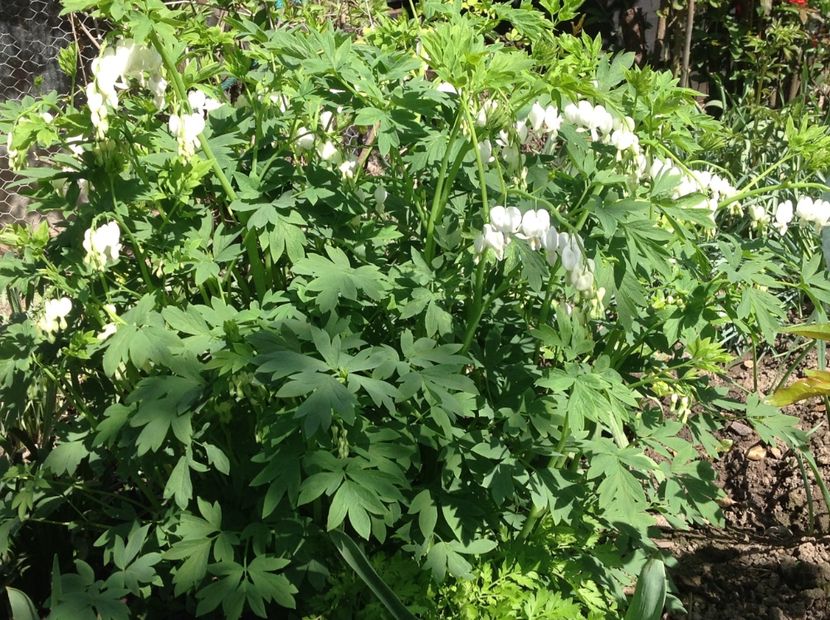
[37,297,72,336]
[83,221,122,270]
[474,205,598,297]
[86,39,164,138]
[648,158,738,220]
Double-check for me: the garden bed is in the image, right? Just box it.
[669,346,830,619]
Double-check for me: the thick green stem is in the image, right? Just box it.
[425,111,464,263]
[149,31,268,299]
[804,452,830,528]
[461,262,486,353]
[742,154,794,193]
[518,416,570,541]
[457,98,493,351]
[720,181,830,210]
[795,450,816,534]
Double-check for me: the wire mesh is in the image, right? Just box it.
[0,0,102,225]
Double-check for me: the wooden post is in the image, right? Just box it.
[680,0,696,88]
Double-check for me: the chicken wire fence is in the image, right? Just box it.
[0,0,103,224]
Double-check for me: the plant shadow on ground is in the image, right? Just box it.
[667,343,830,620]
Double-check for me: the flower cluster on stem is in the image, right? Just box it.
[474,206,597,296]
[86,39,165,139]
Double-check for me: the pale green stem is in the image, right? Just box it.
[741,154,794,193]
[425,110,464,263]
[457,98,492,352]
[719,181,830,210]
[504,187,576,233]
[461,100,489,221]
[795,450,816,534]
[518,416,569,541]
[149,31,268,299]
[109,179,155,290]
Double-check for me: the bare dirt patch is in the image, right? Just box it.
[667,345,830,619]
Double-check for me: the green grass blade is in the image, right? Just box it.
[782,323,830,342]
[329,530,416,620]
[6,587,38,620]
[624,558,666,620]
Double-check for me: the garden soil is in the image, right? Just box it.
[667,345,830,620]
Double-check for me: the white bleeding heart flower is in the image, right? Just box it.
[339,156,358,179]
[436,81,457,94]
[295,127,315,151]
[83,221,122,270]
[543,105,562,134]
[374,185,388,210]
[541,227,560,264]
[479,139,493,164]
[37,297,72,336]
[774,199,793,235]
[168,112,205,159]
[188,89,222,115]
[489,205,522,235]
[558,233,583,271]
[519,209,551,250]
[317,140,341,164]
[528,101,545,132]
[474,224,507,261]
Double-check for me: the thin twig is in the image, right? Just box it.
[74,15,101,51]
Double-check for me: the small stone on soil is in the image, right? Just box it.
[747,445,767,461]
[729,420,754,436]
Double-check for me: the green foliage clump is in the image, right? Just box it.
[1,0,829,618]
